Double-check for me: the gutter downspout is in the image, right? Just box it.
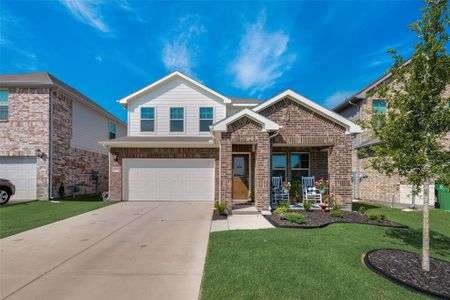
[347,96,361,201]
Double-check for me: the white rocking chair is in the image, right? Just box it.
[302,176,322,204]
[271,176,289,207]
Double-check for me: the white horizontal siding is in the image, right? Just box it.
[128,78,226,136]
[71,101,126,154]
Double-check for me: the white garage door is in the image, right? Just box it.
[123,159,215,201]
[0,157,37,200]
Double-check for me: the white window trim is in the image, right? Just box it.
[0,89,9,122]
[140,106,157,135]
[291,152,310,178]
[198,106,214,134]
[169,106,186,134]
[271,152,287,179]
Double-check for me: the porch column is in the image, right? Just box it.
[109,148,122,201]
[220,134,233,209]
[328,135,353,210]
[255,133,270,211]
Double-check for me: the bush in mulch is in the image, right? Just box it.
[265,210,407,228]
[364,249,450,299]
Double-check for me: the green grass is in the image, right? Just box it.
[0,197,116,238]
[201,203,450,300]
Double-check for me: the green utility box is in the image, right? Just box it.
[435,183,450,211]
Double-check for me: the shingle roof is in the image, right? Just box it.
[0,72,125,126]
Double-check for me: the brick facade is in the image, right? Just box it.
[0,88,50,199]
[51,91,109,198]
[260,98,353,210]
[0,87,112,200]
[108,147,220,201]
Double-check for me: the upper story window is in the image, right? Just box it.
[108,121,116,139]
[372,100,387,114]
[170,107,184,132]
[291,153,310,181]
[141,107,155,132]
[272,153,286,180]
[0,90,9,121]
[199,107,213,132]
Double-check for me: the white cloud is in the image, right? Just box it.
[59,0,110,33]
[229,12,296,94]
[324,90,356,109]
[161,15,206,76]
[95,54,103,61]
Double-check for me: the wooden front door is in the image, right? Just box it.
[232,154,249,199]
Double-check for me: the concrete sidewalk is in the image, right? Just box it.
[210,214,274,232]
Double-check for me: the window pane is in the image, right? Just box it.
[372,100,386,114]
[272,153,286,169]
[141,120,154,132]
[272,170,286,181]
[291,170,309,181]
[170,107,184,119]
[300,154,309,169]
[0,91,8,105]
[109,132,116,139]
[0,107,8,120]
[170,120,184,132]
[200,107,213,119]
[200,119,212,132]
[141,107,154,119]
[291,154,300,169]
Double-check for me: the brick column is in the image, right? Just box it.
[328,135,353,210]
[255,133,270,211]
[109,148,122,200]
[220,134,233,209]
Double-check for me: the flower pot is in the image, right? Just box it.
[291,196,298,204]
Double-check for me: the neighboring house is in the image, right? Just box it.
[100,71,361,211]
[333,73,449,207]
[0,72,126,201]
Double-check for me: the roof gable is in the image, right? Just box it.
[211,108,280,132]
[118,71,231,106]
[253,89,361,134]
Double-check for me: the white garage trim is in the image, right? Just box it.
[0,156,37,200]
[122,158,215,202]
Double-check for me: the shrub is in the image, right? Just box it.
[330,209,343,218]
[274,206,288,214]
[214,201,227,215]
[279,200,290,209]
[283,212,305,224]
[357,206,367,215]
[367,212,386,221]
[303,200,314,211]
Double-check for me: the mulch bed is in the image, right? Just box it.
[364,249,450,299]
[212,212,227,220]
[264,210,407,229]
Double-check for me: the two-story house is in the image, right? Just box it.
[333,73,449,207]
[0,72,126,201]
[100,71,361,212]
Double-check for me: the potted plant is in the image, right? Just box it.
[281,181,291,193]
[290,180,300,204]
[315,178,329,194]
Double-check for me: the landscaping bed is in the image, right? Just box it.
[364,249,450,298]
[265,210,407,228]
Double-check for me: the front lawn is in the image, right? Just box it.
[0,197,115,238]
[201,204,450,300]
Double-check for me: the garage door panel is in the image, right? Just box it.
[123,159,214,202]
[0,157,37,200]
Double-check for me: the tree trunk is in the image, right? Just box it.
[422,178,430,272]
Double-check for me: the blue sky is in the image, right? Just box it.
[1,0,424,122]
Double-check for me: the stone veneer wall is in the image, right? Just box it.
[51,91,108,198]
[260,98,353,210]
[0,88,50,199]
[108,147,220,201]
[221,117,270,211]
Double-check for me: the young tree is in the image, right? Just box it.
[365,0,450,272]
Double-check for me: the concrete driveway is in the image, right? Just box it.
[0,202,212,300]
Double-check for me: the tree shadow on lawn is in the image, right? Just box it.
[384,227,450,258]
